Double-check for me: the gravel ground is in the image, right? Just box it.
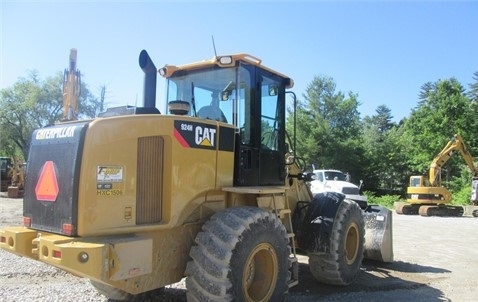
[1,193,478,301]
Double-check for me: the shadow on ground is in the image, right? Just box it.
[289,259,450,301]
[107,260,450,302]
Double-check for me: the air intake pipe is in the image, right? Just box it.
[138,50,157,108]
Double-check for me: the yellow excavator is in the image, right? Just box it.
[396,134,478,216]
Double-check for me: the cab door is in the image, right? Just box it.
[234,65,286,186]
[258,72,286,185]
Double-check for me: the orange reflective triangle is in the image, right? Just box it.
[35,161,59,202]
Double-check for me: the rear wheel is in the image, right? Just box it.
[308,199,365,285]
[186,206,290,302]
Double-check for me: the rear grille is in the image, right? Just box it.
[342,187,359,195]
[136,136,164,224]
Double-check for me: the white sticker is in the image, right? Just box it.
[97,166,123,182]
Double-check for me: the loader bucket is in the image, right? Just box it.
[362,205,393,262]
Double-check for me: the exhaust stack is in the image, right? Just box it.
[138,50,157,108]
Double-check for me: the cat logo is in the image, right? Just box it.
[174,121,217,150]
[195,126,216,147]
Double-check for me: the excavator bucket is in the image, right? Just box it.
[362,205,393,262]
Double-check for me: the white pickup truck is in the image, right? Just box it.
[309,169,368,209]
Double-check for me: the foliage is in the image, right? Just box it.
[451,186,472,205]
[467,71,478,151]
[0,71,100,160]
[361,105,408,191]
[468,71,478,103]
[286,75,365,182]
[447,164,476,205]
[401,78,476,177]
[363,191,402,209]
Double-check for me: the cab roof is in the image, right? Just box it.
[158,53,294,89]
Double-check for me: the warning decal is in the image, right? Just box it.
[35,161,59,202]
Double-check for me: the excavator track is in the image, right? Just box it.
[418,205,464,217]
[395,203,421,215]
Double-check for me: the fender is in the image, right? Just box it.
[296,192,344,253]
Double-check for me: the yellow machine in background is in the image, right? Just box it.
[0,157,12,192]
[397,134,478,216]
[6,157,25,198]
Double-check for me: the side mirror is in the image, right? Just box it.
[268,85,278,96]
[221,81,235,101]
[298,172,316,182]
[220,90,230,101]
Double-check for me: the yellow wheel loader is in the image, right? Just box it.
[0,50,393,301]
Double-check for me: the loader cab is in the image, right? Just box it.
[161,54,292,186]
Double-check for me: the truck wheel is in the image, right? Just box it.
[186,206,290,302]
[308,198,365,285]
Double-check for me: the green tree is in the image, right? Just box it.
[467,71,478,150]
[362,105,407,192]
[0,71,100,159]
[467,71,478,103]
[402,78,475,186]
[287,75,365,183]
[368,105,395,133]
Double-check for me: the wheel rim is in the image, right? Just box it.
[345,222,360,265]
[243,242,278,302]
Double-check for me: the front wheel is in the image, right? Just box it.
[186,206,290,302]
[308,198,365,285]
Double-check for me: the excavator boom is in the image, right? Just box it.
[429,134,478,185]
[62,49,81,121]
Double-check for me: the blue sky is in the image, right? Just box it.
[1,0,477,122]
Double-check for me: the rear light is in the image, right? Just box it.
[62,223,74,235]
[52,250,62,259]
[23,216,32,227]
[0,236,5,243]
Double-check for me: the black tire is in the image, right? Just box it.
[308,198,365,285]
[185,206,290,302]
